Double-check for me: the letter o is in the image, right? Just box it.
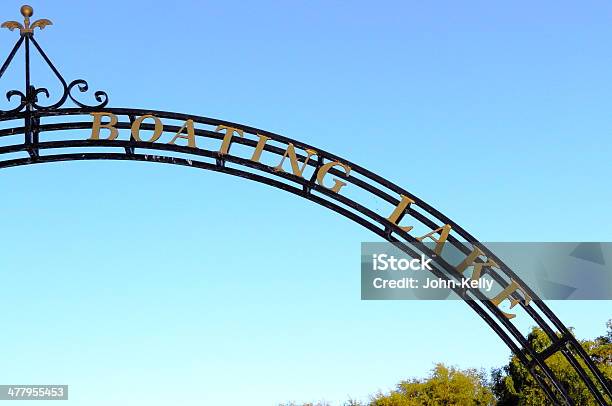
[397,258,410,270]
[131,114,163,143]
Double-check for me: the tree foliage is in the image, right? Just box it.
[370,364,495,406]
[280,321,611,406]
[492,321,612,406]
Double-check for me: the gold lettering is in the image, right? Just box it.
[491,279,532,319]
[386,195,415,232]
[250,134,270,162]
[131,114,163,143]
[216,125,244,154]
[89,112,119,141]
[316,161,351,193]
[168,119,196,148]
[417,224,452,255]
[455,246,498,280]
[273,143,317,178]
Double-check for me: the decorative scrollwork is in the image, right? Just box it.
[0,5,109,115]
[2,89,27,115]
[30,85,67,111]
[67,80,109,109]
[28,80,109,111]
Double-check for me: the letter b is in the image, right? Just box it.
[89,112,119,141]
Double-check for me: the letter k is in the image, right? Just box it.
[421,254,433,271]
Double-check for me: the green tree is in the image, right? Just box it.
[370,363,495,406]
[279,403,332,406]
[492,321,612,406]
[279,401,363,406]
[279,321,611,405]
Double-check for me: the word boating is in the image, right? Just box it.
[87,112,532,319]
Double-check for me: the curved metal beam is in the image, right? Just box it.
[0,108,608,405]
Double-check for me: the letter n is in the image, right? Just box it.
[274,143,317,178]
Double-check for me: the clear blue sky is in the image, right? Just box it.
[0,1,611,405]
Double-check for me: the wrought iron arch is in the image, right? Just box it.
[0,6,610,405]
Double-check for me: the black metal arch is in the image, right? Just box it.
[0,8,610,406]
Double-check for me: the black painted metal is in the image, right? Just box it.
[0,26,610,406]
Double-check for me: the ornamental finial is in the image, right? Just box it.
[1,5,52,36]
